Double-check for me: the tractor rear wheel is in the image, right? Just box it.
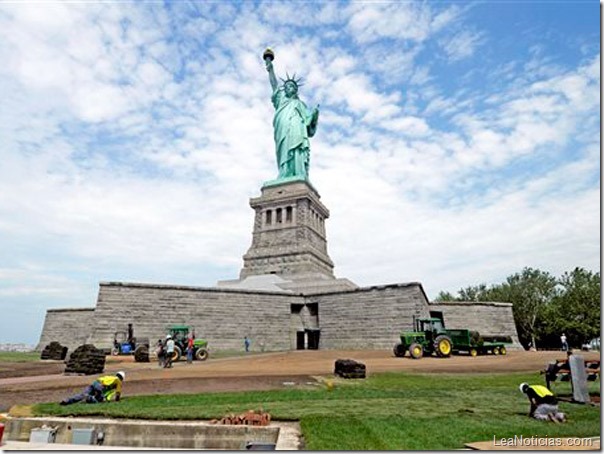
[195,348,209,361]
[434,335,453,357]
[499,346,507,355]
[469,348,478,357]
[172,345,182,362]
[492,346,500,355]
[409,342,424,359]
[393,343,406,358]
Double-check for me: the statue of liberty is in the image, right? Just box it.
[263,48,319,182]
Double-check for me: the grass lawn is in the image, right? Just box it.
[0,351,39,362]
[33,371,600,450]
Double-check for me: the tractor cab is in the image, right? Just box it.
[167,325,194,343]
[112,331,134,355]
[415,318,446,344]
[416,317,445,333]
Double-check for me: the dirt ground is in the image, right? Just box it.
[1,350,600,412]
[0,360,65,379]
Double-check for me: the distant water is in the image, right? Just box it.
[0,343,35,352]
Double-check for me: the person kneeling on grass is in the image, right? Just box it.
[519,382,566,423]
[60,371,125,405]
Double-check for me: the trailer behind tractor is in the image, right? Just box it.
[393,317,509,359]
[446,329,508,356]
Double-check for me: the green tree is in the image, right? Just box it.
[438,268,557,348]
[546,268,600,347]
[436,291,455,301]
[435,267,601,349]
[439,284,501,302]
[457,284,489,301]
[493,268,558,349]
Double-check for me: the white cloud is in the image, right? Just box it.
[347,2,433,43]
[327,73,402,120]
[380,116,430,136]
[439,30,485,62]
[431,5,462,32]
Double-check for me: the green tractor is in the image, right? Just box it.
[166,325,209,362]
[393,317,453,359]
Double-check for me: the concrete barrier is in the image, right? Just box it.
[5,416,281,450]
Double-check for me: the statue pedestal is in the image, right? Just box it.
[240,180,335,279]
[262,175,314,189]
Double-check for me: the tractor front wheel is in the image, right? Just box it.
[499,346,507,355]
[393,343,406,358]
[492,346,500,355]
[195,348,209,361]
[434,335,453,358]
[409,342,424,359]
[469,348,478,357]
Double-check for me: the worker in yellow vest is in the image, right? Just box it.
[60,371,125,405]
[519,382,566,422]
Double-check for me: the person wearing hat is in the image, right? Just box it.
[519,382,566,422]
[164,334,175,368]
[60,371,126,405]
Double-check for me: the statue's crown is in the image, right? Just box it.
[280,72,304,88]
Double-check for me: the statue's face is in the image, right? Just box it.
[284,81,298,98]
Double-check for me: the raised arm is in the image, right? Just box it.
[265,60,278,92]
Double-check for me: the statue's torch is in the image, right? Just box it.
[263,48,275,63]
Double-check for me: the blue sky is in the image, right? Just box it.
[0,1,599,345]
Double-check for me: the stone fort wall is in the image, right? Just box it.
[86,282,304,351]
[428,300,521,346]
[36,308,95,353]
[37,283,521,352]
[313,283,430,349]
[85,282,435,351]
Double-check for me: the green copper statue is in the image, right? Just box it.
[263,48,319,182]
